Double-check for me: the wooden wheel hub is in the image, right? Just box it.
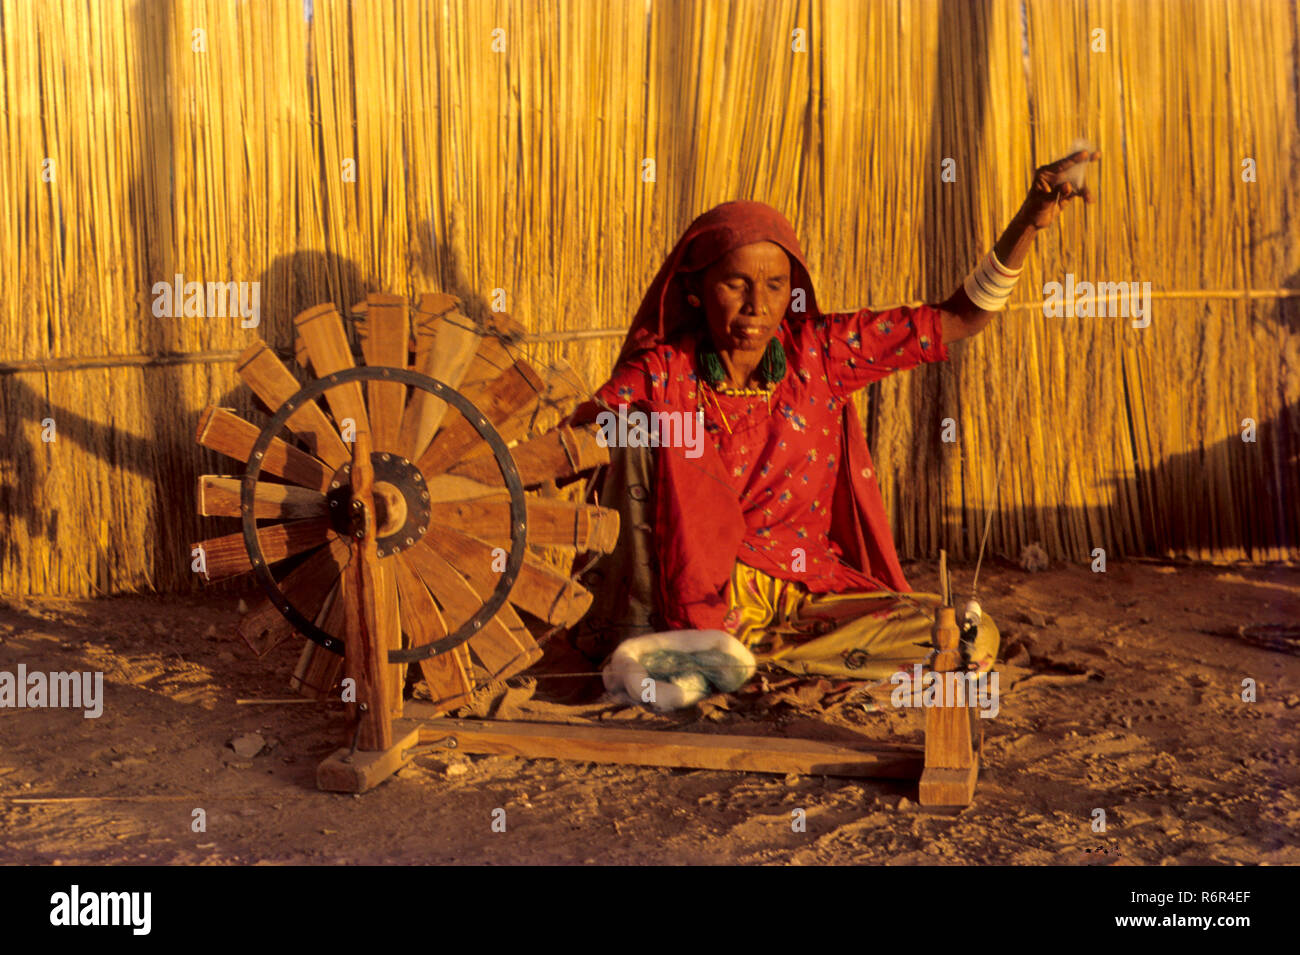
[373,482,408,537]
[325,454,429,557]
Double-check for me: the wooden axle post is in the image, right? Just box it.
[317,426,414,793]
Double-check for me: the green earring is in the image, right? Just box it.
[758,337,787,384]
[699,346,726,385]
[697,337,786,386]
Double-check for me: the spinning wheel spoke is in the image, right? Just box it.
[446,422,609,488]
[357,293,409,452]
[237,538,349,656]
[237,341,351,467]
[458,314,528,392]
[197,406,333,492]
[194,518,335,581]
[479,390,580,453]
[294,304,371,441]
[198,475,328,520]
[459,363,585,456]
[398,295,482,461]
[402,541,540,682]
[424,473,511,504]
[428,498,619,552]
[419,527,592,628]
[392,558,476,711]
[480,601,539,684]
[417,360,545,477]
[290,581,346,699]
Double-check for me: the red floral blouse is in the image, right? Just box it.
[592,305,950,595]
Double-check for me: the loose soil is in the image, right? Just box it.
[1,559,1297,865]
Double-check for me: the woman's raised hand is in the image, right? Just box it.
[1019,148,1101,230]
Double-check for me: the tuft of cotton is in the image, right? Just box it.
[1061,138,1097,190]
[602,630,757,711]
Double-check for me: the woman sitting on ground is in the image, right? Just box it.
[566,152,1096,681]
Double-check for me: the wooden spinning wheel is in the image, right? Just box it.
[192,293,619,786]
[189,292,981,806]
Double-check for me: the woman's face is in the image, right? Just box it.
[694,241,793,354]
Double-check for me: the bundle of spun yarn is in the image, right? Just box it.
[602,629,757,711]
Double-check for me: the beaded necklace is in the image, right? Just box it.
[695,337,787,434]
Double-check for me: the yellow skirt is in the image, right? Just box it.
[725,562,999,681]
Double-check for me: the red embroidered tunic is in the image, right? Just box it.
[592,304,950,596]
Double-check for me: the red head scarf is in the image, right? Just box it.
[578,200,912,631]
[615,199,822,365]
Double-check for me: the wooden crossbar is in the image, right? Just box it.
[419,719,924,779]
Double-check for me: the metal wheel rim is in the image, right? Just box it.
[239,365,527,661]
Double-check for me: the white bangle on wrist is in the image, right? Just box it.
[963,249,1023,311]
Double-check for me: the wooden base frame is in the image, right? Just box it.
[317,604,981,807]
[311,407,978,803]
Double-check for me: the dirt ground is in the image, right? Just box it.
[1,558,1297,866]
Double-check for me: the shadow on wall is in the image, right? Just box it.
[0,252,370,595]
[950,395,1299,564]
[256,252,373,357]
[948,273,1300,562]
[1099,270,1299,558]
[411,214,502,331]
[1128,398,1298,558]
[1114,268,1299,559]
[192,252,373,592]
